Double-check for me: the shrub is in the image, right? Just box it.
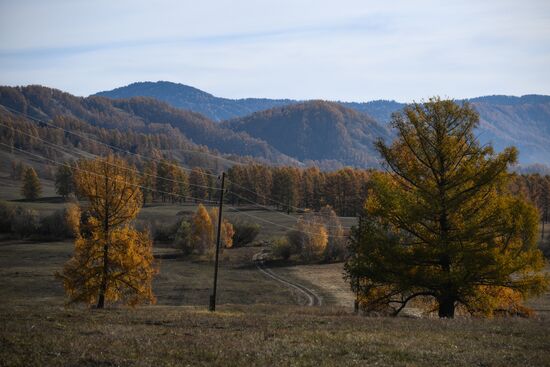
[286,214,328,262]
[38,205,81,240]
[174,219,192,255]
[11,207,39,238]
[272,237,292,260]
[152,221,178,242]
[319,206,347,262]
[231,220,260,247]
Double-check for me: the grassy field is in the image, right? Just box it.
[1,238,550,366]
[1,175,550,366]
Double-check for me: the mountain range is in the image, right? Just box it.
[96,81,550,166]
[0,82,548,171]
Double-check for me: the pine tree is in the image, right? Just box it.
[345,98,549,318]
[58,156,157,308]
[21,167,41,200]
[189,167,209,201]
[54,164,74,198]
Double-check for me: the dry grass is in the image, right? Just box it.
[1,239,549,366]
[1,304,549,367]
[1,173,549,366]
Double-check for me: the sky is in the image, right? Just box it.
[0,0,549,102]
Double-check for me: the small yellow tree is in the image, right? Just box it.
[190,205,235,258]
[192,204,214,255]
[209,207,235,249]
[287,212,328,262]
[58,155,158,308]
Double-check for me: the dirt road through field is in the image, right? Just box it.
[253,253,322,306]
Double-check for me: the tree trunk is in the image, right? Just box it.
[438,295,455,318]
[97,176,110,309]
[96,243,108,309]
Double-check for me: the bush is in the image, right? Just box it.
[11,207,39,238]
[286,218,328,263]
[174,219,192,255]
[231,220,260,247]
[272,237,292,260]
[39,206,80,240]
[152,221,178,242]
[324,237,347,262]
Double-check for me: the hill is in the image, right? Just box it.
[223,100,392,168]
[95,82,550,165]
[0,85,298,167]
[1,85,390,170]
[95,81,296,122]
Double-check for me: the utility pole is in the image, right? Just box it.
[209,172,225,311]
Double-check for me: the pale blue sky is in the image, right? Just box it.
[1,0,549,101]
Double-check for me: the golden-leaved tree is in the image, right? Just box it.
[58,155,158,308]
[287,211,328,262]
[192,204,214,255]
[191,204,234,257]
[345,98,549,318]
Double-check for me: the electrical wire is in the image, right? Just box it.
[227,189,352,230]
[0,142,219,204]
[0,104,223,178]
[0,121,219,192]
[0,142,350,238]
[1,103,358,223]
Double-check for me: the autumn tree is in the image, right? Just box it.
[141,161,157,204]
[55,164,74,198]
[189,167,209,201]
[21,167,41,200]
[287,212,328,262]
[191,204,214,255]
[272,167,301,213]
[58,155,157,308]
[345,98,549,318]
[174,219,192,254]
[538,176,550,240]
[190,204,234,258]
[318,206,347,261]
[156,159,184,203]
[209,207,235,250]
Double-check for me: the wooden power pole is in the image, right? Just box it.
[209,172,225,311]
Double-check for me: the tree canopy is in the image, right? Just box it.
[21,167,41,200]
[345,98,549,318]
[58,155,157,308]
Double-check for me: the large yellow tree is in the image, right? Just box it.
[345,98,549,318]
[58,155,157,308]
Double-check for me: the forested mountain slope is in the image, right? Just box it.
[0,85,298,166]
[223,101,392,169]
[96,82,550,165]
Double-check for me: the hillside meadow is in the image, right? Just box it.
[1,175,550,366]
[1,237,550,367]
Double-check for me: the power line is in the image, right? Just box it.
[2,104,314,213]
[1,103,357,223]
[226,204,350,238]
[0,104,222,179]
[0,121,219,192]
[0,142,219,205]
[1,120,349,228]
[227,189,352,230]
[0,142,350,238]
